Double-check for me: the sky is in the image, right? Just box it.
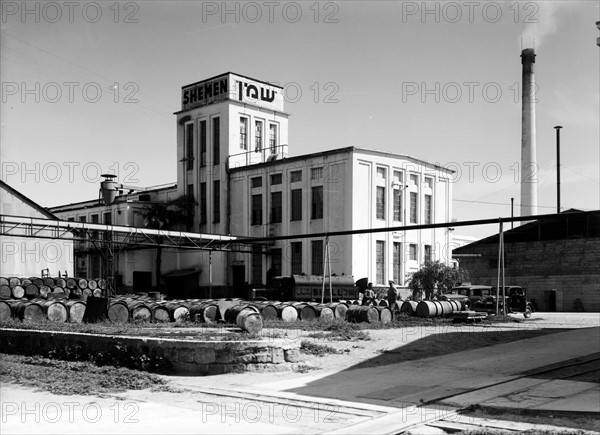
[1,0,599,239]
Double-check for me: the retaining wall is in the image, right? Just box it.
[0,328,302,375]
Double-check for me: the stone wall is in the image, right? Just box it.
[0,328,302,375]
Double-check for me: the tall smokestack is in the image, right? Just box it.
[521,48,537,217]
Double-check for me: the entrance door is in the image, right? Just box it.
[232,264,246,299]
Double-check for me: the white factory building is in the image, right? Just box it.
[50,72,454,298]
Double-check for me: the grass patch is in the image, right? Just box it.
[300,340,341,356]
[0,353,165,396]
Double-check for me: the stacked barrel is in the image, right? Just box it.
[0,276,108,324]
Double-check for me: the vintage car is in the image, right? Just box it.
[471,286,534,318]
[438,285,493,309]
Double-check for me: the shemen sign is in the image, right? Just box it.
[182,76,277,109]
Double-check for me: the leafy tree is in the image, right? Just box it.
[408,260,460,301]
[134,196,194,287]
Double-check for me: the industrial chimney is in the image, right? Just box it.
[520,48,537,217]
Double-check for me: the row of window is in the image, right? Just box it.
[239,117,278,153]
[251,187,323,225]
[184,117,221,170]
[250,166,324,189]
[376,188,433,224]
[251,241,433,285]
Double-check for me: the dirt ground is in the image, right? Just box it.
[292,312,600,373]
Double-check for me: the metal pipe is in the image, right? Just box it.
[557,136,561,214]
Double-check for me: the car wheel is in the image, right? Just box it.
[524,307,532,318]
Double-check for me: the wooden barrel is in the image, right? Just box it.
[108,301,130,323]
[300,304,318,321]
[65,300,86,323]
[400,300,418,316]
[189,302,219,323]
[236,310,263,334]
[375,306,393,324]
[346,305,379,323]
[257,303,279,321]
[145,302,170,322]
[20,278,32,287]
[43,277,55,287]
[32,278,44,287]
[8,277,21,287]
[275,303,298,322]
[448,300,462,312]
[55,278,67,289]
[11,285,25,299]
[0,300,12,321]
[127,301,152,321]
[97,279,107,290]
[77,278,88,290]
[92,288,103,298]
[391,300,403,316]
[81,288,92,301]
[224,304,259,324]
[0,285,11,299]
[38,285,50,299]
[35,300,68,322]
[66,278,77,289]
[24,284,39,299]
[438,300,453,316]
[326,302,348,319]
[9,300,45,322]
[0,277,9,287]
[69,287,83,299]
[378,299,389,307]
[314,305,334,322]
[164,302,190,322]
[416,301,443,318]
[88,279,98,290]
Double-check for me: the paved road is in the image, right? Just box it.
[2,313,599,434]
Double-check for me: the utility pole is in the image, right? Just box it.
[555,126,562,214]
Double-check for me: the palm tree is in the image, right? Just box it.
[135,196,194,288]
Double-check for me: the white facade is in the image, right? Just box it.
[49,72,454,296]
[1,181,74,278]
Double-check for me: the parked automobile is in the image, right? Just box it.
[438,285,493,309]
[489,286,534,318]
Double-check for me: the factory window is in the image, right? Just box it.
[79,216,86,240]
[271,174,282,185]
[311,240,323,275]
[269,124,277,153]
[185,122,194,170]
[409,244,417,261]
[240,117,248,150]
[410,174,418,185]
[376,186,385,220]
[251,176,262,188]
[377,167,386,179]
[424,194,432,225]
[187,184,194,201]
[291,189,302,221]
[67,217,75,222]
[424,244,432,262]
[311,186,323,219]
[212,117,220,165]
[393,242,402,284]
[291,242,302,275]
[425,176,433,189]
[200,182,207,224]
[376,241,385,284]
[271,248,282,277]
[255,120,263,152]
[251,194,262,225]
[393,186,403,222]
[271,191,282,223]
[311,167,323,180]
[213,180,220,223]
[290,170,302,183]
[394,170,403,184]
[252,245,262,285]
[410,192,418,223]
[103,212,112,241]
[91,214,99,240]
[199,120,207,167]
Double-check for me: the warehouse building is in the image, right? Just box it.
[50,72,454,297]
[1,180,74,277]
[453,210,600,312]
